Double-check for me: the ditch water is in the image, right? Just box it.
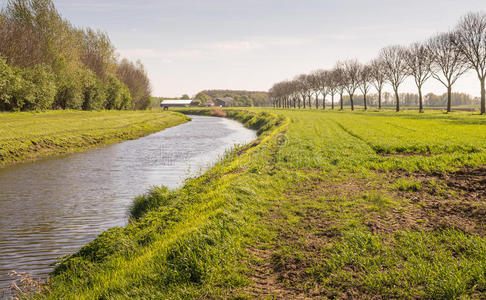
[0,115,257,292]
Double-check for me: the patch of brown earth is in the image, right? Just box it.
[245,177,376,298]
[387,167,486,236]
[245,168,486,298]
[245,204,316,299]
[442,167,486,198]
[246,245,314,300]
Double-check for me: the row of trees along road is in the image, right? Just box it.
[270,12,486,114]
[0,0,151,112]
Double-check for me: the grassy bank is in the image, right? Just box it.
[0,110,189,166]
[34,109,486,299]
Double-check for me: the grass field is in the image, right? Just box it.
[0,110,189,166]
[23,109,486,299]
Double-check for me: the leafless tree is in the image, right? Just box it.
[80,28,117,81]
[404,42,433,112]
[380,45,408,112]
[117,59,152,110]
[358,64,372,110]
[452,12,486,114]
[328,69,339,110]
[333,64,346,110]
[427,33,469,112]
[309,71,322,109]
[290,80,300,108]
[341,60,361,110]
[369,58,386,109]
[296,74,313,109]
[269,81,284,108]
[315,69,331,109]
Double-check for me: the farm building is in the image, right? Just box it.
[160,99,193,109]
[214,97,234,107]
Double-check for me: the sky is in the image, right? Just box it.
[52,0,486,98]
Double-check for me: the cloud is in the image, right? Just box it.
[200,36,311,53]
[118,36,312,64]
[117,48,174,63]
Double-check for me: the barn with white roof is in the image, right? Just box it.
[160,99,193,108]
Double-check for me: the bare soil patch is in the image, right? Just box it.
[245,204,316,299]
[245,167,486,298]
[442,167,486,198]
[388,167,486,236]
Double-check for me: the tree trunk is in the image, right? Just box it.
[303,97,306,109]
[447,86,452,113]
[378,90,382,109]
[322,95,326,109]
[308,96,312,109]
[331,94,334,110]
[418,86,423,113]
[316,94,319,109]
[350,94,354,111]
[481,78,485,115]
[363,93,367,110]
[394,88,400,112]
[340,93,343,110]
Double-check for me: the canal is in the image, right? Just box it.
[0,115,256,290]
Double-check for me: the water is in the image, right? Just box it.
[0,115,256,290]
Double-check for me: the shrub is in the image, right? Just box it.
[20,64,57,111]
[54,70,84,109]
[104,75,132,110]
[81,69,106,110]
[0,57,25,111]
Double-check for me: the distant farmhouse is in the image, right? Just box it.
[213,97,234,107]
[160,97,235,109]
[160,99,197,109]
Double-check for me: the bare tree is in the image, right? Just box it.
[80,28,117,81]
[333,64,346,110]
[117,59,152,110]
[369,58,386,109]
[404,42,433,112]
[453,12,486,114]
[358,64,372,110]
[316,69,330,109]
[380,45,408,112]
[341,60,361,111]
[328,69,339,110]
[296,74,312,109]
[309,71,322,109]
[427,33,469,112]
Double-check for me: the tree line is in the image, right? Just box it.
[0,0,151,112]
[339,92,477,108]
[270,12,486,114]
[194,90,271,107]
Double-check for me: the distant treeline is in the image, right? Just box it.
[195,90,271,107]
[341,92,478,107]
[0,0,151,112]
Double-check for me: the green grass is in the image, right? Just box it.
[0,110,189,166]
[33,109,486,299]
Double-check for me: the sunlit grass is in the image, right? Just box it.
[38,108,486,299]
[0,110,189,166]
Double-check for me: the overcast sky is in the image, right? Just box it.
[54,0,486,97]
